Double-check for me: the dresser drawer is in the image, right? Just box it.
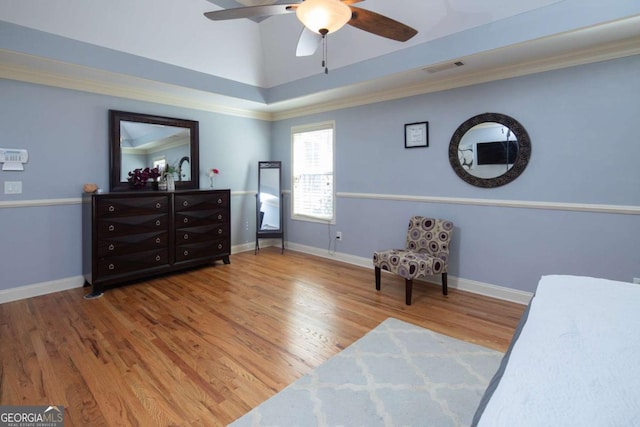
[97,195,169,217]
[97,230,168,257]
[98,248,169,277]
[175,223,229,244]
[175,192,229,212]
[175,209,228,228]
[98,214,168,238]
[175,239,229,262]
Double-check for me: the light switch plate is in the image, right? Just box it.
[4,181,22,194]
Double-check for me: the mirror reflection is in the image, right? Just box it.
[119,121,191,182]
[109,110,200,192]
[457,122,518,179]
[256,161,284,254]
[258,168,281,231]
[449,112,531,188]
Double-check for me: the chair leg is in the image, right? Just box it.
[405,279,413,305]
[375,267,381,290]
[442,273,448,295]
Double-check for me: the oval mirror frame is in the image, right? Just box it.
[109,110,200,192]
[449,112,531,188]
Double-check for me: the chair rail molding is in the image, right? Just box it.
[337,192,640,216]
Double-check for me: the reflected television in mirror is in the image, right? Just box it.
[449,113,531,188]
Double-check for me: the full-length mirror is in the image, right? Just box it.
[449,112,531,188]
[256,161,284,254]
[109,110,200,191]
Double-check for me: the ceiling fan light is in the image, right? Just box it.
[296,0,352,34]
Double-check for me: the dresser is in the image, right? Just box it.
[83,189,230,296]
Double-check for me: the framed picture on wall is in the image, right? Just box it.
[404,122,429,148]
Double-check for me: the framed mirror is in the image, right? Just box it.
[256,161,284,254]
[449,112,531,188]
[109,110,200,191]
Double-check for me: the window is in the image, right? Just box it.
[153,156,167,171]
[292,121,335,223]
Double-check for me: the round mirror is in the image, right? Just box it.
[449,113,531,188]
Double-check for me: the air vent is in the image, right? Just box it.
[423,61,465,74]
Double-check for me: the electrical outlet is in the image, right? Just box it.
[336,231,342,241]
[633,277,640,285]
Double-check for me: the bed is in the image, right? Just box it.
[472,275,640,426]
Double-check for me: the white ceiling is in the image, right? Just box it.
[1,0,639,119]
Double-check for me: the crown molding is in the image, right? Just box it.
[270,35,640,120]
[2,31,639,121]
[0,49,272,121]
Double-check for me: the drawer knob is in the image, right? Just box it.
[183,250,189,256]
[218,214,223,220]
[183,201,189,207]
[156,202,162,209]
[155,238,161,244]
[183,218,189,223]
[183,234,189,240]
[155,220,161,226]
[108,225,115,232]
[218,243,223,249]
[217,198,223,204]
[155,255,161,262]
[108,263,115,270]
[108,244,115,251]
[218,229,223,235]
[108,205,115,212]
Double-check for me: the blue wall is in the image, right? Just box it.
[0,79,270,291]
[1,55,639,295]
[271,55,640,293]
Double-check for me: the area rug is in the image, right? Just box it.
[229,318,503,427]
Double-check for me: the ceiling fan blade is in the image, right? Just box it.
[347,6,418,42]
[341,0,365,4]
[296,27,322,56]
[204,4,296,21]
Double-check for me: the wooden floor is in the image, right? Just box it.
[0,249,525,426]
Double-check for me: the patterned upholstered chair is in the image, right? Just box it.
[373,217,453,305]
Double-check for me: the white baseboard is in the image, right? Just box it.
[287,242,532,305]
[0,276,85,304]
[231,242,256,254]
[1,243,532,306]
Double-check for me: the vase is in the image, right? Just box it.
[166,175,175,191]
[209,176,215,189]
[158,180,167,191]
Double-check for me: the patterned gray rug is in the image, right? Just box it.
[229,318,503,427]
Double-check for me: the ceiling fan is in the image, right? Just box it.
[204,0,418,63]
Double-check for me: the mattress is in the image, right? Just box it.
[473,275,640,426]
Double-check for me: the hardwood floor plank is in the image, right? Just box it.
[0,248,525,426]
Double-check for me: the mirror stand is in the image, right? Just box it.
[255,161,284,254]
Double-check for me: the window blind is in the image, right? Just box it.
[292,124,334,222]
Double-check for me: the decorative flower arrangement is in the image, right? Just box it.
[127,167,160,189]
[161,164,177,181]
[209,168,219,188]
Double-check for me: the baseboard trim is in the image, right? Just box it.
[1,243,532,305]
[0,276,85,304]
[287,242,532,305]
[231,242,255,254]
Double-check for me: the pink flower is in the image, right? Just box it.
[209,168,219,177]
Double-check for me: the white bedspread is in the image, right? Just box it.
[477,275,640,426]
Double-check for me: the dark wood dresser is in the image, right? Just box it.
[82,189,230,296]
